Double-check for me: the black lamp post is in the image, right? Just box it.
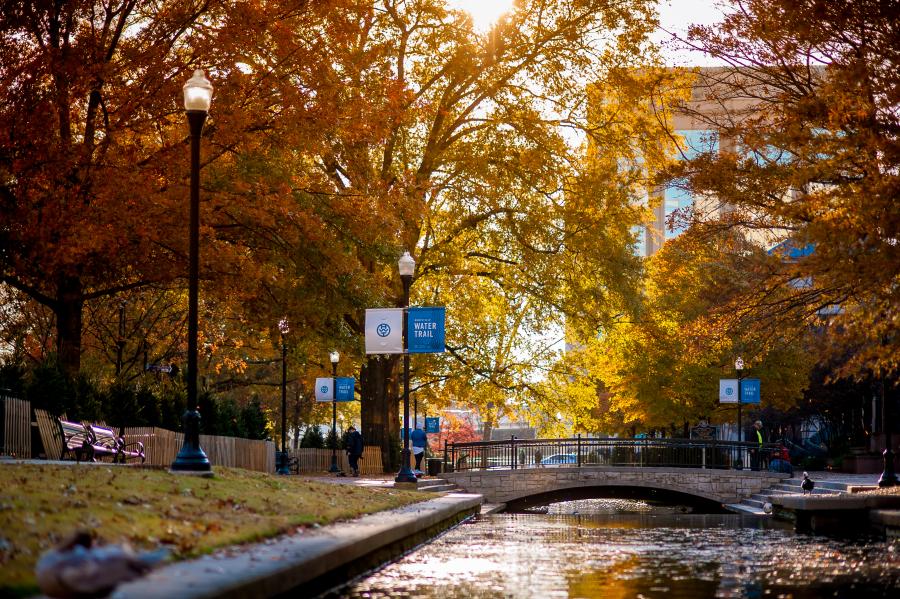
[329,350,342,474]
[171,70,213,473]
[276,318,291,475]
[735,356,744,469]
[879,377,897,487]
[395,250,417,484]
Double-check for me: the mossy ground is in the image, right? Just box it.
[0,464,429,597]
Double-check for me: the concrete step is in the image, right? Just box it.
[725,502,767,516]
[784,479,851,492]
[750,493,784,503]
[743,498,767,509]
[774,483,839,495]
[418,483,458,493]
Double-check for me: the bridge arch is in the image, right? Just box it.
[443,466,787,507]
[501,483,726,512]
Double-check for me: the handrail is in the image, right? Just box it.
[445,436,781,472]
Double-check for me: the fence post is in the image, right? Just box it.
[0,397,5,455]
[444,440,450,472]
[511,435,517,470]
[577,433,582,468]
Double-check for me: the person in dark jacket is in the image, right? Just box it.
[345,426,364,477]
[750,420,765,471]
[411,427,428,474]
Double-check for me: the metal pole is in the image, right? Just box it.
[172,109,210,472]
[577,433,582,468]
[276,337,290,475]
[736,373,743,469]
[395,275,416,483]
[116,301,125,376]
[329,362,341,473]
[879,376,897,487]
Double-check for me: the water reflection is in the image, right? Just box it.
[327,499,900,598]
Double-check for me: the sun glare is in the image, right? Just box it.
[448,0,515,29]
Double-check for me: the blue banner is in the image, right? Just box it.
[407,307,446,353]
[740,378,761,404]
[425,417,440,434]
[335,377,355,401]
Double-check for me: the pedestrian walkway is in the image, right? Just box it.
[299,474,460,493]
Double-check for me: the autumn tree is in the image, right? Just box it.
[0,0,355,379]
[275,0,686,467]
[549,226,813,435]
[668,0,900,380]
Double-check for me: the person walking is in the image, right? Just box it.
[411,426,428,475]
[345,425,363,477]
[751,420,765,471]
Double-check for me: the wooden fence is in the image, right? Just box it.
[1,396,31,458]
[287,446,383,475]
[122,427,276,473]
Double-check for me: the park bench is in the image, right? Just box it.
[87,424,145,463]
[56,419,96,462]
[55,419,145,463]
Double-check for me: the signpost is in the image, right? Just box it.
[719,376,762,454]
[366,285,446,483]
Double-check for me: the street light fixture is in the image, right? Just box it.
[171,70,213,473]
[329,351,342,474]
[276,318,291,475]
[395,251,417,484]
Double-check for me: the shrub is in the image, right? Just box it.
[300,426,325,448]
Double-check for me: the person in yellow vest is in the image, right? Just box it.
[751,420,765,471]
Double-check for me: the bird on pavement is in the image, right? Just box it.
[35,531,169,599]
[801,472,815,494]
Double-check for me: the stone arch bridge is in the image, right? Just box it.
[440,437,788,510]
[444,466,787,510]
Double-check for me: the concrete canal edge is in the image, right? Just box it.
[105,493,483,599]
[772,494,900,536]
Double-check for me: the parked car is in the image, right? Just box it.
[540,453,577,465]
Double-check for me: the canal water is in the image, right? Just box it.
[325,499,900,598]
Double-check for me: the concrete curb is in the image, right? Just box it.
[105,493,482,599]
[775,494,900,510]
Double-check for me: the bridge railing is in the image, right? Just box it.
[443,436,780,472]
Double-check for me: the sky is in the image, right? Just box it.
[447,0,728,65]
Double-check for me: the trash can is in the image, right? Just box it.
[427,458,442,476]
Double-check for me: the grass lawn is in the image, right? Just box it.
[0,463,431,597]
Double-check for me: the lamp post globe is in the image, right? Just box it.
[329,351,341,474]
[171,70,213,473]
[396,251,417,484]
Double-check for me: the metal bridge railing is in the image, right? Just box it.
[443,436,779,472]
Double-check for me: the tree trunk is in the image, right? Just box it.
[55,275,83,377]
[360,354,400,472]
